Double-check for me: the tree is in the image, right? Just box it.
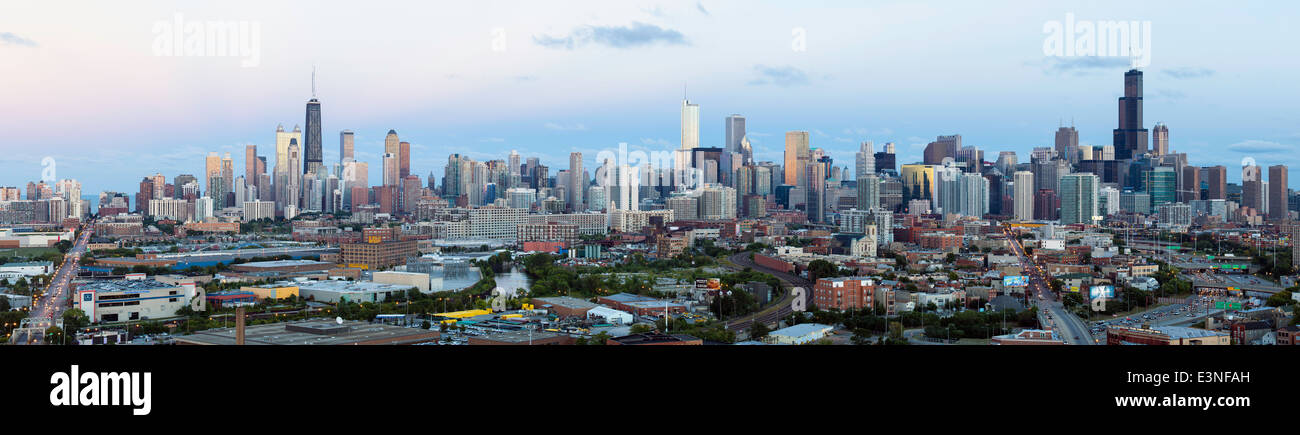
[748,322,771,340]
[629,323,654,334]
[45,326,66,345]
[62,308,90,331]
[0,296,8,312]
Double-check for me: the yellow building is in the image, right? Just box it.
[241,284,300,300]
[900,164,940,206]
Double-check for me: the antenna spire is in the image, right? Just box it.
[312,66,317,99]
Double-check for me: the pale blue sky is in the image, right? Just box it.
[1,0,1298,192]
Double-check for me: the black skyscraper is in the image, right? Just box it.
[304,98,323,174]
[1113,69,1148,161]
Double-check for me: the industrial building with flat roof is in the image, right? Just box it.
[174,319,440,345]
[467,329,573,345]
[1106,325,1230,345]
[75,278,190,323]
[532,296,598,318]
[765,323,834,345]
[296,279,415,304]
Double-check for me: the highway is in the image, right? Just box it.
[23,220,93,344]
[1003,225,1095,345]
[723,251,810,333]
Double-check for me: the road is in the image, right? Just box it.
[723,251,811,333]
[1003,225,1094,345]
[22,220,93,344]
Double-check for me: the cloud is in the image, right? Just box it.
[513,75,538,82]
[1227,140,1292,154]
[544,122,588,131]
[1150,89,1186,101]
[1039,56,1131,75]
[533,22,689,50]
[697,2,710,15]
[1162,67,1214,79]
[0,32,37,47]
[747,64,810,87]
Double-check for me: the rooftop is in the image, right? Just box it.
[533,296,598,310]
[175,319,439,345]
[78,279,179,293]
[234,259,332,269]
[297,280,412,294]
[769,323,833,338]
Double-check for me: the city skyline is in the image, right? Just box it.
[2,1,1299,193]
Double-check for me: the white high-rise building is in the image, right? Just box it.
[725,115,745,155]
[699,185,737,220]
[194,197,215,222]
[855,141,875,180]
[1099,186,1120,216]
[243,200,275,222]
[958,173,989,217]
[569,152,584,211]
[506,188,537,210]
[676,98,700,188]
[1013,171,1034,221]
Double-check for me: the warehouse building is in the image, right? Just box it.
[296,280,414,304]
[372,271,430,292]
[765,323,834,345]
[532,296,598,318]
[175,319,440,345]
[75,278,190,323]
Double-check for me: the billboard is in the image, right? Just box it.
[1089,285,1115,300]
[695,278,721,290]
[1002,275,1029,287]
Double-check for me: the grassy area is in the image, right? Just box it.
[0,247,60,261]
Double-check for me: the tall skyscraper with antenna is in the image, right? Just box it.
[1113,69,1148,160]
[304,69,323,175]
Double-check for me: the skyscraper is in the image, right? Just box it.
[304,97,323,174]
[245,144,258,185]
[725,114,745,155]
[1059,173,1099,225]
[1269,165,1288,221]
[855,141,875,180]
[1141,166,1176,207]
[1180,166,1200,203]
[784,131,810,187]
[384,129,399,155]
[1113,69,1149,160]
[923,135,960,166]
[677,98,700,184]
[681,99,700,151]
[1152,123,1169,156]
[1013,171,1034,221]
[1205,165,1227,200]
[995,151,1018,175]
[1242,164,1263,212]
[569,152,584,211]
[805,162,825,223]
[1055,125,1079,163]
[383,153,399,187]
[399,141,411,179]
[205,152,221,198]
[339,130,354,164]
[857,174,879,210]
